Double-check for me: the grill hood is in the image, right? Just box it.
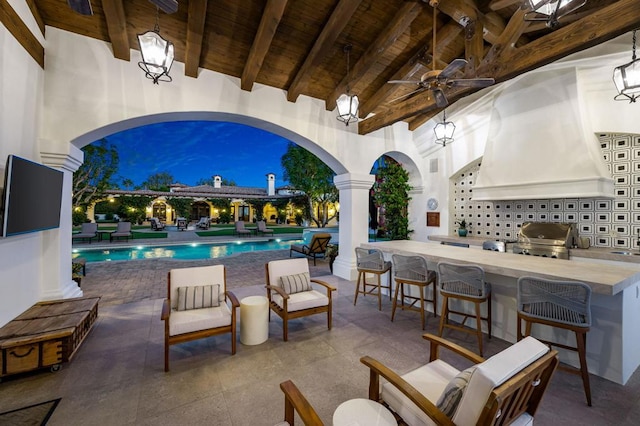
[472,68,614,201]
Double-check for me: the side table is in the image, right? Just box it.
[240,296,269,345]
[333,398,396,426]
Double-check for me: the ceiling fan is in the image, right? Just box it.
[387,1,495,108]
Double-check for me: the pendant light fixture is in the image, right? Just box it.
[434,110,455,146]
[524,0,586,29]
[336,44,359,126]
[613,29,640,103]
[137,7,175,84]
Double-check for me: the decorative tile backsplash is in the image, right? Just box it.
[451,133,640,249]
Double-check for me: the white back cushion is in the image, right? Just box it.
[169,265,226,310]
[452,336,549,426]
[268,258,310,289]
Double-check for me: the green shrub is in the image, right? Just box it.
[72,210,88,226]
[294,213,303,226]
[219,211,232,224]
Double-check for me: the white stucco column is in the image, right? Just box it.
[333,173,375,281]
[41,146,84,300]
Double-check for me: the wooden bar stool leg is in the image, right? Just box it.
[377,273,382,311]
[387,269,392,301]
[576,330,592,406]
[475,301,483,356]
[419,284,426,330]
[438,296,448,336]
[354,271,362,306]
[487,296,492,339]
[432,279,438,318]
[391,280,401,322]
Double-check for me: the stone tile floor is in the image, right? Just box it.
[2,233,640,425]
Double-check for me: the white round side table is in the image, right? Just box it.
[332,398,396,426]
[240,295,269,345]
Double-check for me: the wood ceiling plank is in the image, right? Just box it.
[101,0,129,61]
[0,0,44,68]
[489,0,522,11]
[241,0,288,91]
[358,0,638,135]
[185,0,208,78]
[325,1,424,111]
[286,0,363,103]
[24,0,44,35]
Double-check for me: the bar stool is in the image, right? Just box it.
[354,248,392,311]
[390,254,437,330]
[437,261,492,356]
[517,276,592,406]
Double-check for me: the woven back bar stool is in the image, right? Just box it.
[437,261,492,356]
[390,254,437,330]
[354,248,392,311]
[517,276,592,406]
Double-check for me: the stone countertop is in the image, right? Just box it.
[362,240,640,296]
[427,235,640,265]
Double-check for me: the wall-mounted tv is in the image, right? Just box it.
[1,155,64,237]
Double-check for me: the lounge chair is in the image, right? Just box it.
[256,220,274,236]
[176,217,188,231]
[196,217,210,230]
[72,222,98,244]
[289,233,331,265]
[150,217,165,231]
[235,221,252,237]
[110,221,132,242]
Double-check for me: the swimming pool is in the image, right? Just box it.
[72,238,304,262]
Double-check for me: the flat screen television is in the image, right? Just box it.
[1,155,64,237]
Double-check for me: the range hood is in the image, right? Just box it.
[472,69,614,201]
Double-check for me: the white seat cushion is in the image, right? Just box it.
[382,359,460,426]
[272,290,329,312]
[169,303,232,336]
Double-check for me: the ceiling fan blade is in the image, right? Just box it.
[67,0,93,15]
[388,87,426,103]
[433,88,449,108]
[448,78,495,88]
[149,0,179,14]
[388,80,421,84]
[439,59,468,79]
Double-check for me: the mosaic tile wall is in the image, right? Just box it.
[451,133,640,250]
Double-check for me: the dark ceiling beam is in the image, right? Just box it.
[0,0,44,68]
[286,0,363,103]
[101,0,129,61]
[241,0,288,91]
[488,0,522,11]
[465,18,484,72]
[358,0,640,135]
[408,106,444,131]
[24,0,44,35]
[325,1,424,111]
[185,0,208,78]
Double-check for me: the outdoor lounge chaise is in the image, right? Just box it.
[235,221,252,237]
[196,217,210,230]
[150,217,165,231]
[289,233,331,265]
[110,221,132,242]
[176,218,188,231]
[72,222,98,244]
[256,220,274,236]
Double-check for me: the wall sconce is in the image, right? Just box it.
[613,29,640,103]
[137,8,174,84]
[434,110,456,146]
[336,44,359,126]
[524,0,586,29]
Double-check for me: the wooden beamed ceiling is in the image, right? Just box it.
[31,0,638,135]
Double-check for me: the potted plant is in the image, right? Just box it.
[72,262,84,287]
[456,219,469,237]
[325,243,339,273]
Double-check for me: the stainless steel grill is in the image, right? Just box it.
[512,222,578,260]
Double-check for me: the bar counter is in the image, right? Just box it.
[361,240,640,385]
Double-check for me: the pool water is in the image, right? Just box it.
[73,239,303,262]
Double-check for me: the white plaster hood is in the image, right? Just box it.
[472,68,614,201]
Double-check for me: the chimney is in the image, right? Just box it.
[213,175,222,189]
[267,173,275,196]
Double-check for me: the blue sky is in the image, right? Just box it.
[102,121,291,189]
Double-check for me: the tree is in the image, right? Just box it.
[119,196,153,225]
[166,197,193,220]
[373,158,412,240]
[72,139,119,208]
[248,199,268,221]
[142,172,174,191]
[281,143,338,227]
[121,178,135,190]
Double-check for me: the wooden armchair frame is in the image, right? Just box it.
[265,260,336,341]
[361,333,559,426]
[161,266,240,371]
[280,380,324,426]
